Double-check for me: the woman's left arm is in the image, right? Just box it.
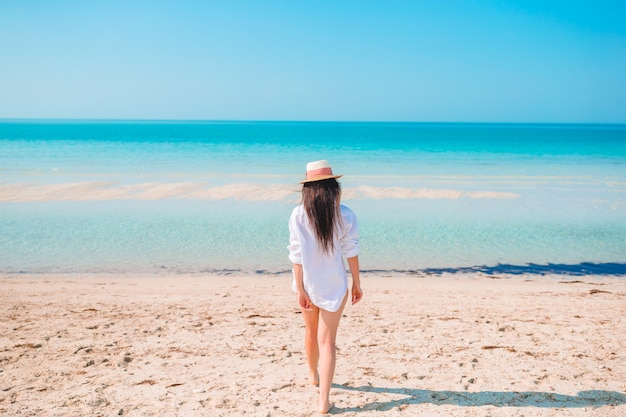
[347,255,362,305]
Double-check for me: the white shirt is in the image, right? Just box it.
[288,204,359,312]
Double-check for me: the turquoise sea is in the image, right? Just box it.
[1,121,625,275]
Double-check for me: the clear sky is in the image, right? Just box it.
[1,1,625,123]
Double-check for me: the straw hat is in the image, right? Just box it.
[299,160,342,184]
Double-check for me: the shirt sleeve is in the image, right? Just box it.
[287,208,302,264]
[340,206,359,258]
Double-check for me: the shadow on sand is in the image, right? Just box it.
[418,262,626,277]
[333,385,626,412]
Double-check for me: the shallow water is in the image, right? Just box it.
[1,121,625,274]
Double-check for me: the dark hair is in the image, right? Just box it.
[302,178,342,254]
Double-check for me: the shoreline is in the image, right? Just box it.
[2,258,626,278]
[1,273,625,416]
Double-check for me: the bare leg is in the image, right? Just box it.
[301,304,320,385]
[317,293,348,413]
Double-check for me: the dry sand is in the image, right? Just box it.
[1,273,625,416]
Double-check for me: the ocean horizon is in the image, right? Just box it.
[1,120,625,276]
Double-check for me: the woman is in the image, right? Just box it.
[288,160,362,414]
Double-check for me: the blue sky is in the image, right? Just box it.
[1,1,624,122]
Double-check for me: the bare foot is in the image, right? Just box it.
[319,402,334,414]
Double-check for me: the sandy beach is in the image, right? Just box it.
[1,273,625,416]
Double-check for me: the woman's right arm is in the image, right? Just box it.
[293,263,311,310]
[289,209,311,310]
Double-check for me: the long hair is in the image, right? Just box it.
[302,178,342,254]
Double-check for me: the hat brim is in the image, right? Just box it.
[299,174,342,184]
